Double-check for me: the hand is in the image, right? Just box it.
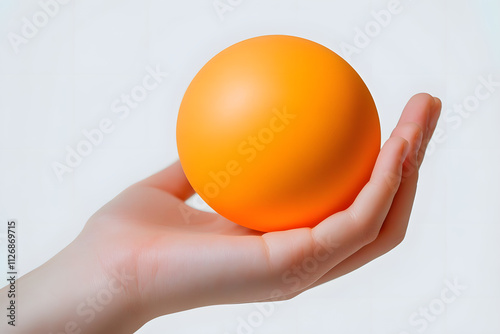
[1,93,441,334]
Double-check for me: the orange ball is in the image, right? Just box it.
[176,35,380,232]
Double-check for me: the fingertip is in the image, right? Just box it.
[432,96,443,120]
[427,96,443,135]
[397,93,435,128]
[433,96,442,109]
[411,92,434,103]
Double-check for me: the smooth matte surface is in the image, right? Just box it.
[177,35,380,232]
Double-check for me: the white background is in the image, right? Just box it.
[1,0,499,333]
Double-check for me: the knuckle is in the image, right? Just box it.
[348,210,380,245]
[392,229,408,247]
[383,227,408,250]
[382,170,402,192]
[363,226,381,244]
[355,220,380,245]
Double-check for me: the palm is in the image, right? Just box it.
[84,176,314,315]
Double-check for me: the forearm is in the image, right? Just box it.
[0,239,146,334]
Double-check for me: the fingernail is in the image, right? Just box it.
[414,126,424,161]
[425,97,437,133]
[429,97,441,130]
[433,97,441,106]
[411,127,424,174]
[401,139,410,164]
[402,127,423,178]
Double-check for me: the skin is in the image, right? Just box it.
[0,93,441,334]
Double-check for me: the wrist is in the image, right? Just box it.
[1,237,148,334]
